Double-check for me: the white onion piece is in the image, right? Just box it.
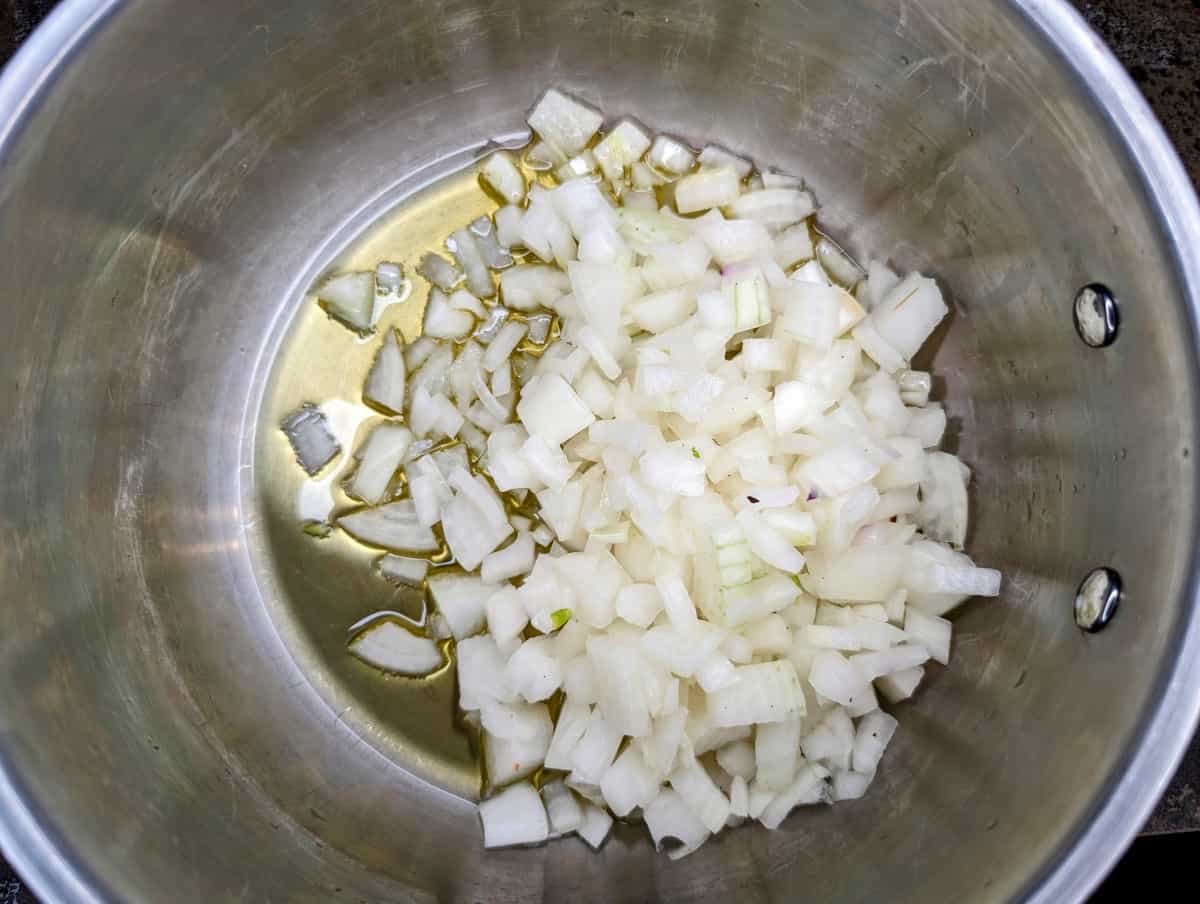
[747,782,775,820]
[852,710,898,774]
[576,802,613,849]
[904,607,952,664]
[317,271,375,333]
[339,501,438,552]
[907,404,947,448]
[644,788,709,854]
[708,661,806,726]
[517,373,595,446]
[696,655,738,692]
[714,573,799,626]
[544,702,591,770]
[601,746,659,817]
[423,288,474,339]
[348,620,443,675]
[471,217,514,270]
[485,587,529,646]
[495,205,524,249]
[744,615,791,654]
[655,574,699,628]
[570,708,623,784]
[773,223,815,268]
[528,88,603,156]
[616,583,663,628]
[281,405,340,476]
[775,282,841,349]
[442,494,512,571]
[772,381,827,433]
[697,216,771,268]
[758,764,829,829]
[852,318,906,372]
[457,634,516,710]
[817,236,865,287]
[417,253,463,292]
[526,140,567,170]
[593,119,652,181]
[350,423,412,504]
[831,770,874,801]
[809,650,874,710]
[669,756,731,833]
[630,161,664,190]
[507,636,563,702]
[739,338,791,372]
[479,782,549,848]
[378,554,429,587]
[870,273,948,360]
[728,188,815,228]
[698,144,753,178]
[641,623,724,679]
[736,509,806,573]
[647,135,696,175]
[363,330,407,414]
[756,718,802,792]
[801,546,908,603]
[482,534,536,584]
[801,707,855,768]
[483,702,552,786]
[374,261,404,295]
[850,644,932,682]
[729,775,750,817]
[428,572,496,640]
[450,228,495,299]
[675,168,740,214]
[409,342,453,398]
[482,150,526,205]
[915,450,970,546]
[542,780,583,835]
[716,739,757,781]
[587,635,664,737]
[876,665,925,702]
[405,473,446,532]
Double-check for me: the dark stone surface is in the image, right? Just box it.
[0,0,1198,898]
[1071,0,1200,188]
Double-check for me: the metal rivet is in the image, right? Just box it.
[1073,283,1119,348]
[1075,567,1122,631]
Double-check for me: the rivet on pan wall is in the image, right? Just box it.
[1075,567,1122,631]
[1073,283,1119,348]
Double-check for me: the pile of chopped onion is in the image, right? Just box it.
[298,88,1002,857]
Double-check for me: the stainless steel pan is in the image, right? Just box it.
[2,1,1199,901]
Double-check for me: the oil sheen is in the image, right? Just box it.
[255,162,502,799]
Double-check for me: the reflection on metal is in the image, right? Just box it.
[1075,567,1122,632]
[1073,283,1120,348]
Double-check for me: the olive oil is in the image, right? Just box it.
[255,162,504,800]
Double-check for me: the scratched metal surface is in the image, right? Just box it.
[0,0,1198,900]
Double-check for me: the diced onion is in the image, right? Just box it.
[482,150,527,205]
[350,422,412,504]
[317,271,376,333]
[479,782,550,848]
[348,620,442,675]
[338,500,438,552]
[306,91,1003,857]
[281,405,340,476]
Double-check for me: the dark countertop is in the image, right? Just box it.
[1,0,1199,899]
